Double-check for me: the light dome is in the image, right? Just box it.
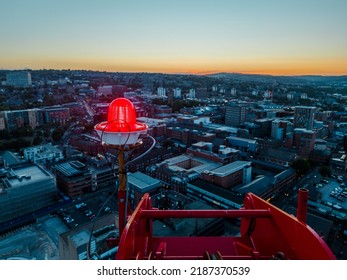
[95,98,147,145]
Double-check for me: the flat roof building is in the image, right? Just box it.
[128,172,161,209]
[89,160,115,192]
[41,106,70,125]
[59,213,117,260]
[23,144,64,166]
[201,161,252,188]
[162,154,222,174]
[227,136,258,153]
[0,164,57,223]
[3,109,43,131]
[1,151,25,168]
[54,161,92,198]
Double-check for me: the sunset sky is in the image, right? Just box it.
[1,0,346,75]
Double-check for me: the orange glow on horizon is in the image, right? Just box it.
[1,55,347,76]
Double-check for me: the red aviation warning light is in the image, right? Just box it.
[94,98,147,145]
[94,97,148,236]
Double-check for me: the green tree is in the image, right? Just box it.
[32,136,43,145]
[152,98,167,106]
[15,139,30,150]
[319,166,331,177]
[83,124,94,133]
[12,126,34,137]
[291,158,311,176]
[171,99,204,112]
[52,127,65,142]
[0,129,10,140]
[36,130,43,137]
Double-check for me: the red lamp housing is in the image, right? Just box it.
[95,98,147,145]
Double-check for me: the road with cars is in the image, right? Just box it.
[57,190,117,229]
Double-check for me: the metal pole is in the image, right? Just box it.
[297,188,308,224]
[118,149,127,235]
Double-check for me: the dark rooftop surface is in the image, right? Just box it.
[54,161,87,177]
[189,178,244,205]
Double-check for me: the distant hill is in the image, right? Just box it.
[206,72,347,85]
[292,75,347,83]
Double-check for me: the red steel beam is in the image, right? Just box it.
[140,209,271,219]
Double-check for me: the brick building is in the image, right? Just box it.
[293,129,317,157]
[167,126,215,146]
[200,161,252,189]
[187,142,239,164]
[54,161,92,197]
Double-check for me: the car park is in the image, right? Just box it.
[76,202,87,209]
[324,201,333,207]
[84,210,92,216]
[333,204,343,210]
[330,192,338,198]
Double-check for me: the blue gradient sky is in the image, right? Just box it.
[1,0,346,75]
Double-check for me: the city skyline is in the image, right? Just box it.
[1,0,347,76]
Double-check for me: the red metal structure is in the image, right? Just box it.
[116,189,335,260]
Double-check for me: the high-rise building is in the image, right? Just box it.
[6,71,32,87]
[157,87,166,97]
[187,89,196,99]
[225,104,247,126]
[293,106,316,130]
[173,88,181,98]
